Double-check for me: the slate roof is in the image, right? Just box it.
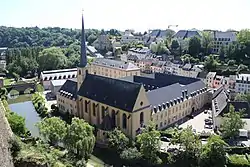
[213,89,228,117]
[78,74,142,112]
[92,58,140,71]
[173,29,201,39]
[147,81,205,107]
[58,80,78,99]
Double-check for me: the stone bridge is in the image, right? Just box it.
[5,83,36,95]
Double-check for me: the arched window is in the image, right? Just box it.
[92,103,96,116]
[85,100,88,113]
[54,76,57,80]
[49,77,52,80]
[112,110,116,126]
[72,74,75,78]
[59,76,62,79]
[44,77,47,81]
[122,113,127,129]
[140,112,144,124]
[68,75,71,79]
[102,106,105,118]
[63,75,66,79]
[79,70,81,75]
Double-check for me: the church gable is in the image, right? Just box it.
[132,86,150,112]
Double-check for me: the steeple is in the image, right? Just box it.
[80,12,87,67]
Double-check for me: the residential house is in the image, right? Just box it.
[93,35,112,51]
[235,74,250,93]
[211,31,237,53]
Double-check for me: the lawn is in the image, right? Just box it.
[4,78,14,86]
[8,94,33,104]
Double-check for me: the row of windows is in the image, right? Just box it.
[214,38,231,41]
[84,101,144,129]
[238,88,250,92]
[238,84,250,88]
[43,74,76,81]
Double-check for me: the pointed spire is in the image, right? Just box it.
[80,11,87,67]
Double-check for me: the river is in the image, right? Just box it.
[9,101,41,137]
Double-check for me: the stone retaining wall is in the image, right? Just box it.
[0,101,14,167]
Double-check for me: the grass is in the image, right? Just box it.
[88,154,105,167]
[4,78,14,86]
[8,94,33,104]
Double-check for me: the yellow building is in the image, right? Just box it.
[90,58,140,79]
[57,14,210,143]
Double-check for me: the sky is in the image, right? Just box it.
[1,0,250,32]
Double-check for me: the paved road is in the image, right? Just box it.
[180,110,213,133]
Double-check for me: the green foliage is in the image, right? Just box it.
[36,83,44,92]
[87,34,97,45]
[150,41,170,55]
[170,126,202,167]
[7,112,27,136]
[120,147,142,164]
[204,54,219,72]
[136,123,162,165]
[228,60,236,66]
[64,118,95,160]
[228,154,250,167]
[0,87,8,99]
[38,47,68,71]
[201,31,213,56]
[37,117,67,145]
[8,135,22,158]
[188,36,201,57]
[171,39,180,50]
[107,128,129,153]
[181,54,200,64]
[32,92,48,118]
[235,93,250,103]
[200,135,228,167]
[221,105,246,139]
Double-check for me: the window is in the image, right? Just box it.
[79,70,81,75]
[44,77,47,81]
[122,113,127,129]
[112,110,116,126]
[140,112,144,124]
[102,106,105,118]
[92,103,96,116]
[160,122,163,127]
[85,100,88,113]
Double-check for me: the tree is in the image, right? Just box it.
[120,147,142,164]
[227,60,236,66]
[235,93,250,103]
[238,64,249,73]
[7,112,27,136]
[150,42,170,55]
[218,45,226,60]
[171,39,180,50]
[107,128,129,153]
[204,55,218,72]
[38,47,68,71]
[64,118,95,160]
[136,123,162,165]
[200,135,228,167]
[188,36,201,58]
[37,117,67,146]
[221,105,246,140]
[201,32,213,56]
[171,126,202,167]
[87,34,97,45]
[36,84,44,93]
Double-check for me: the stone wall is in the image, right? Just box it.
[0,101,14,167]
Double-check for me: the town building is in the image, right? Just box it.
[212,87,250,131]
[50,80,67,97]
[206,72,217,88]
[173,29,202,40]
[0,48,7,69]
[211,31,237,53]
[93,34,112,51]
[120,30,143,44]
[235,74,250,93]
[57,14,210,143]
[89,58,141,79]
[40,68,77,90]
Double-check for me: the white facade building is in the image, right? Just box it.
[211,31,237,53]
[235,74,250,93]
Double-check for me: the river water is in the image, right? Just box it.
[9,101,41,137]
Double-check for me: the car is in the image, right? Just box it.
[161,137,170,142]
[204,125,213,129]
[204,110,208,114]
[204,118,211,123]
[205,121,213,125]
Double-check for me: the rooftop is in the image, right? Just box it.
[92,58,140,71]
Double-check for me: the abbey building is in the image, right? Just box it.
[57,15,210,143]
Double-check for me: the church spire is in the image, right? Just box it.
[80,11,87,67]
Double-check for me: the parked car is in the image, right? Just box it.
[161,137,170,142]
[204,125,213,129]
[205,121,213,125]
[204,110,208,114]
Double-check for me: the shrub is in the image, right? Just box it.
[228,154,250,167]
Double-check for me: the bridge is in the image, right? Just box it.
[5,82,36,95]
